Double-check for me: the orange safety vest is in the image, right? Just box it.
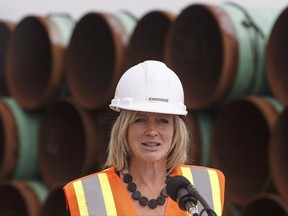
[64,165,225,216]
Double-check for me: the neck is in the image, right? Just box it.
[129,161,168,186]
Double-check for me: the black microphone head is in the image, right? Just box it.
[166,175,191,201]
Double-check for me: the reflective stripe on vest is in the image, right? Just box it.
[72,172,117,215]
[180,166,222,215]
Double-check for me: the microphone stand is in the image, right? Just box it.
[187,185,217,216]
[177,188,199,216]
[185,201,199,216]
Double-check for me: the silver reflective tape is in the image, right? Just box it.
[81,175,107,215]
[190,167,214,214]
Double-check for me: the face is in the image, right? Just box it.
[128,112,174,164]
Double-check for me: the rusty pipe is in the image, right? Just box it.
[269,107,288,204]
[6,15,74,110]
[0,180,48,216]
[165,3,280,110]
[0,97,41,180]
[211,96,284,206]
[40,184,67,216]
[123,10,175,71]
[266,6,288,106]
[66,12,132,110]
[242,193,288,216]
[184,111,214,166]
[38,98,116,187]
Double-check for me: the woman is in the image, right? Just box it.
[64,60,225,216]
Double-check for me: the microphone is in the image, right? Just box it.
[166,175,217,216]
[167,176,199,215]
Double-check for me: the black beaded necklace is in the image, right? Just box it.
[122,170,171,209]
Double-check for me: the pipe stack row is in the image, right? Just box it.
[0,2,288,215]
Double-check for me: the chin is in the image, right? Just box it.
[140,155,166,163]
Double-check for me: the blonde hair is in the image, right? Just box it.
[104,110,192,173]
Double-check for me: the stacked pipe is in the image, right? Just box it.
[0,2,287,216]
[0,10,137,216]
[164,3,288,215]
[0,13,76,215]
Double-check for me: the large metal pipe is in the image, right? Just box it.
[185,111,214,166]
[269,107,288,204]
[223,201,242,216]
[0,20,14,96]
[210,96,284,206]
[6,15,75,110]
[123,10,175,71]
[0,97,41,180]
[241,193,288,216]
[66,11,135,110]
[165,3,280,110]
[38,98,116,187]
[39,184,67,216]
[0,180,48,216]
[266,6,288,106]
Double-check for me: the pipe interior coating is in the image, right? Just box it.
[269,107,288,204]
[165,4,238,109]
[66,12,128,110]
[39,99,87,187]
[124,10,175,70]
[6,16,66,110]
[211,96,280,205]
[266,7,288,106]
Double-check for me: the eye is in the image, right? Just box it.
[134,117,147,124]
[158,118,169,124]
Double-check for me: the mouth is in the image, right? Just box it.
[142,142,161,148]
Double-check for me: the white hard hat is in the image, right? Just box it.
[110,60,187,115]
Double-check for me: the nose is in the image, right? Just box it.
[144,122,159,136]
